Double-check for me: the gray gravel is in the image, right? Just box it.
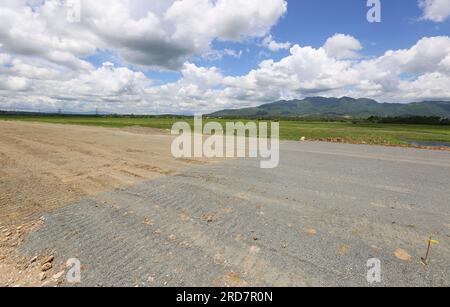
[21,141,450,287]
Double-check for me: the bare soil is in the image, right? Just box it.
[0,121,203,286]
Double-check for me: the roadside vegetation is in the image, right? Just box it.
[1,115,450,146]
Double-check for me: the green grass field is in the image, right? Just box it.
[1,115,450,146]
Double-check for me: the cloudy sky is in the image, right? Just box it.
[1,0,450,114]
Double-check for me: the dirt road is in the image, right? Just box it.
[0,121,204,286]
[1,121,449,287]
[0,121,203,226]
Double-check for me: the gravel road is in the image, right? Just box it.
[21,141,450,287]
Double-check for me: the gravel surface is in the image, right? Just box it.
[21,141,450,287]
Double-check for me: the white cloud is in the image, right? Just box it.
[323,34,363,59]
[262,35,291,52]
[180,63,223,88]
[0,54,12,66]
[92,0,286,69]
[1,1,450,114]
[1,76,30,92]
[166,0,287,41]
[0,0,287,70]
[440,54,450,71]
[3,34,450,113]
[202,48,243,61]
[419,0,450,22]
[2,36,450,114]
[203,36,450,111]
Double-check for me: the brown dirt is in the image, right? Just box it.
[394,248,413,262]
[0,121,204,286]
[0,121,204,226]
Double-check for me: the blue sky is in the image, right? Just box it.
[155,0,450,83]
[82,1,450,72]
[278,0,443,51]
[1,0,450,114]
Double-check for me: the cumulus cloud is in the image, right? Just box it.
[2,35,450,114]
[1,1,450,114]
[323,34,363,59]
[0,0,287,70]
[202,48,243,61]
[419,0,450,22]
[221,36,450,105]
[440,54,450,71]
[262,35,292,52]
[2,76,30,92]
[166,0,287,41]
[0,54,12,66]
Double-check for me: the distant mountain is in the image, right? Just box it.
[209,97,450,118]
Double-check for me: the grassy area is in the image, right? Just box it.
[1,115,450,146]
[0,115,179,129]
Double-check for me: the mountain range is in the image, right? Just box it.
[209,97,450,118]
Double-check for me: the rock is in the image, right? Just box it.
[201,213,216,223]
[300,136,306,142]
[16,226,23,231]
[394,248,412,262]
[234,234,244,241]
[39,272,47,281]
[213,254,224,265]
[30,256,38,263]
[52,271,65,280]
[4,232,12,237]
[249,246,261,254]
[42,255,54,265]
[306,228,317,235]
[338,245,349,255]
[41,262,52,272]
[143,218,154,226]
[0,255,6,261]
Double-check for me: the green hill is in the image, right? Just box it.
[209,97,450,118]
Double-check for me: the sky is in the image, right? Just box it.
[0,0,450,114]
